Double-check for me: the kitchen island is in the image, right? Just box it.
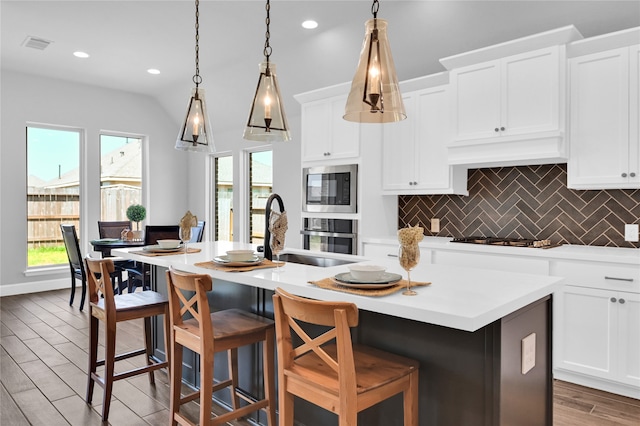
[114,241,564,426]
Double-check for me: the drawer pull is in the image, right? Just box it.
[611,297,617,303]
[604,276,634,282]
[387,254,398,258]
[619,298,626,304]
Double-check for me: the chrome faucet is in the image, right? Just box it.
[263,193,285,261]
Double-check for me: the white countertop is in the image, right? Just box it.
[114,241,563,333]
[363,236,640,265]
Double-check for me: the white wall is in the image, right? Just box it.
[0,70,188,295]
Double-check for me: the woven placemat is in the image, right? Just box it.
[309,277,431,297]
[131,247,202,257]
[194,259,280,272]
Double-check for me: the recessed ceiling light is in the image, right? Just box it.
[73,51,89,58]
[147,69,161,75]
[302,20,318,30]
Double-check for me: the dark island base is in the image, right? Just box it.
[151,268,552,426]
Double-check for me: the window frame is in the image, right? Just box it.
[25,123,85,272]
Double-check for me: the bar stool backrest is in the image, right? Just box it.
[85,257,117,312]
[166,268,213,352]
[273,288,359,390]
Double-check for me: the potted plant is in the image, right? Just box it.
[126,204,146,241]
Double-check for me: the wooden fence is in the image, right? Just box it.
[27,185,141,248]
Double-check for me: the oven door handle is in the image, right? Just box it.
[300,230,357,238]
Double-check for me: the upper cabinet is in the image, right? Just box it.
[382,74,467,195]
[296,88,360,164]
[441,25,582,168]
[567,27,640,190]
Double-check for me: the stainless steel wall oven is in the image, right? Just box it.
[301,218,358,255]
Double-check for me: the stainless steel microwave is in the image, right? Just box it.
[302,164,357,213]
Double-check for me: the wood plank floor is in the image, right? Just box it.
[2,288,639,425]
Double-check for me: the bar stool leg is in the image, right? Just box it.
[169,339,183,426]
[101,321,117,421]
[263,328,276,426]
[86,314,99,403]
[200,357,214,426]
[404,371,419,426]
[143,317,155,384]
[228,348,241,410]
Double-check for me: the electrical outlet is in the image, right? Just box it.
[624,224,639,242]
[521,333,536,375]
[431,218,440,233]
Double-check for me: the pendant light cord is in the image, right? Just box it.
[193,0,202,87]
[264,0,272,67]
[371,0,379,19]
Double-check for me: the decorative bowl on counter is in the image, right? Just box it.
[157,239,182,249]
[347,264,387,281]
[226,250,256,262]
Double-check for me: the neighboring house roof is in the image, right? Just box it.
[31,140,142,189]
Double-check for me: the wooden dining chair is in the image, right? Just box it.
[124,225,180,292]
[97,220,132,239]
[273,287,420,426]
[165,267,276,426]
[84,257,170,422]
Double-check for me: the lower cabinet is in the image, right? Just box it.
[554,285,640,395]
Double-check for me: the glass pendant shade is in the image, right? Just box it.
[344,19,406,123]
[176,87,215,152]
[244,61,291,142]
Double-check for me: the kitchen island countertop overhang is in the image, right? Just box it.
[113,241,564,333]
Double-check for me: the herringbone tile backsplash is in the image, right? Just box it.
[399,164,640,248]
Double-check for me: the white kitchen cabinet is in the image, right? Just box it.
[555,287,640,389]
[382,84,467,195]
[567,44,640,189]
[300,94,360,163]
[552,260,640,397]
[447,46,568,167]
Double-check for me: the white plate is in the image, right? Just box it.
[333,272,402,287]
[143,244,184,253]
[213,255,263,267]
[94,238,119,243]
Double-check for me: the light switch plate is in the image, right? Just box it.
[625,224,639,242]
[521,333,536,375]
[431,218,440,233]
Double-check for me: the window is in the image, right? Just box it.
[100,134,142,221]
[214,155,233,241]
[248,150,273,244]
[26,126,81,267]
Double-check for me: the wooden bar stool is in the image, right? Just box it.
[273,287,420,426]
[84,257,170,422]
[165,267,276,426]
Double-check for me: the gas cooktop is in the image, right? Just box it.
[451,236,556,248]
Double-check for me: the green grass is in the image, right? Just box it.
[28,245,68,267]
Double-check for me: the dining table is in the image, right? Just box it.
[90,238,145,258]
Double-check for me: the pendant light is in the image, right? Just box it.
[243,0,291,142]
[176,0,215,152]
[344,0,406,123]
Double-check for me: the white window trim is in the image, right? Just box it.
[24,123,85,273]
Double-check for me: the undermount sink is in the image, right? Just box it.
[277,253,355,267]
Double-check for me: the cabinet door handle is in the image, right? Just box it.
[387,254,398,258]
[622,173,628,177]
[631,172,637,177]
[619,298,626,304]
[611,297,617,303]
[500,126,505,131]
[494,128,499,132]
[605,276,634,282]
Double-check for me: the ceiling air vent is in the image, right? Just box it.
[22,36,52,50]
